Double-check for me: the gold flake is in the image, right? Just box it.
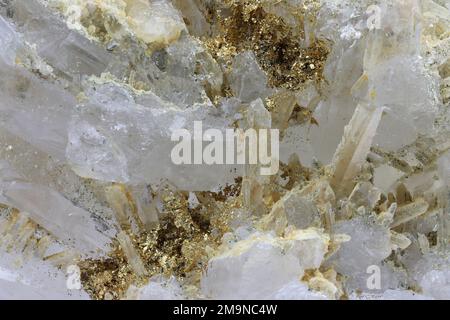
[79,182,242,299]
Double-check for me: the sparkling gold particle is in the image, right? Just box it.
[79,182,242,299]
[77,0,331,300]
[203,0,330,91]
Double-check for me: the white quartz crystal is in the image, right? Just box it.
[327,216,392,276]
[126,276,184,300]
[201,229,329,299]
[0,0,448,300]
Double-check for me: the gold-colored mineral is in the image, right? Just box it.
[1,0,449,301]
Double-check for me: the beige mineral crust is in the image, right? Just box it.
[46,0,186,46]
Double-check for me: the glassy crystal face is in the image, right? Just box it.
[0,0,449,300]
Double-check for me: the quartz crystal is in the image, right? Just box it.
[0,0,449,300]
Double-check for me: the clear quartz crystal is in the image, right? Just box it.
[66,80,241,190]
[229,51,271,103]
[0,0,449,300]
[201,229,329,299]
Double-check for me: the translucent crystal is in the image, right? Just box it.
[201,233,301,299]
[229,51,270,103]
[0,173,111,254]
[66,81,241,191]
[126,276,184,300]
[327,217,392,276]
[261,187,321,234]
[270,280,328,300]
[201,229,329,299]
[0,0,448,300]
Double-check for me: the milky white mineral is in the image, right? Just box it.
[0,0,448,300]
[201,229,329,299]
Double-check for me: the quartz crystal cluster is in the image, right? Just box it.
[0,0,449,300]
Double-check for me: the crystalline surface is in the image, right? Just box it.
[327,217,392,275]
[270,281,328,300]
[126,276,184,300]
[0,0,448,300]
[229,51,270,103]
[66,80,241,190]
[201,229,329,299]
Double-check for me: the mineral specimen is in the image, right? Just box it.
[0,0,449,300]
